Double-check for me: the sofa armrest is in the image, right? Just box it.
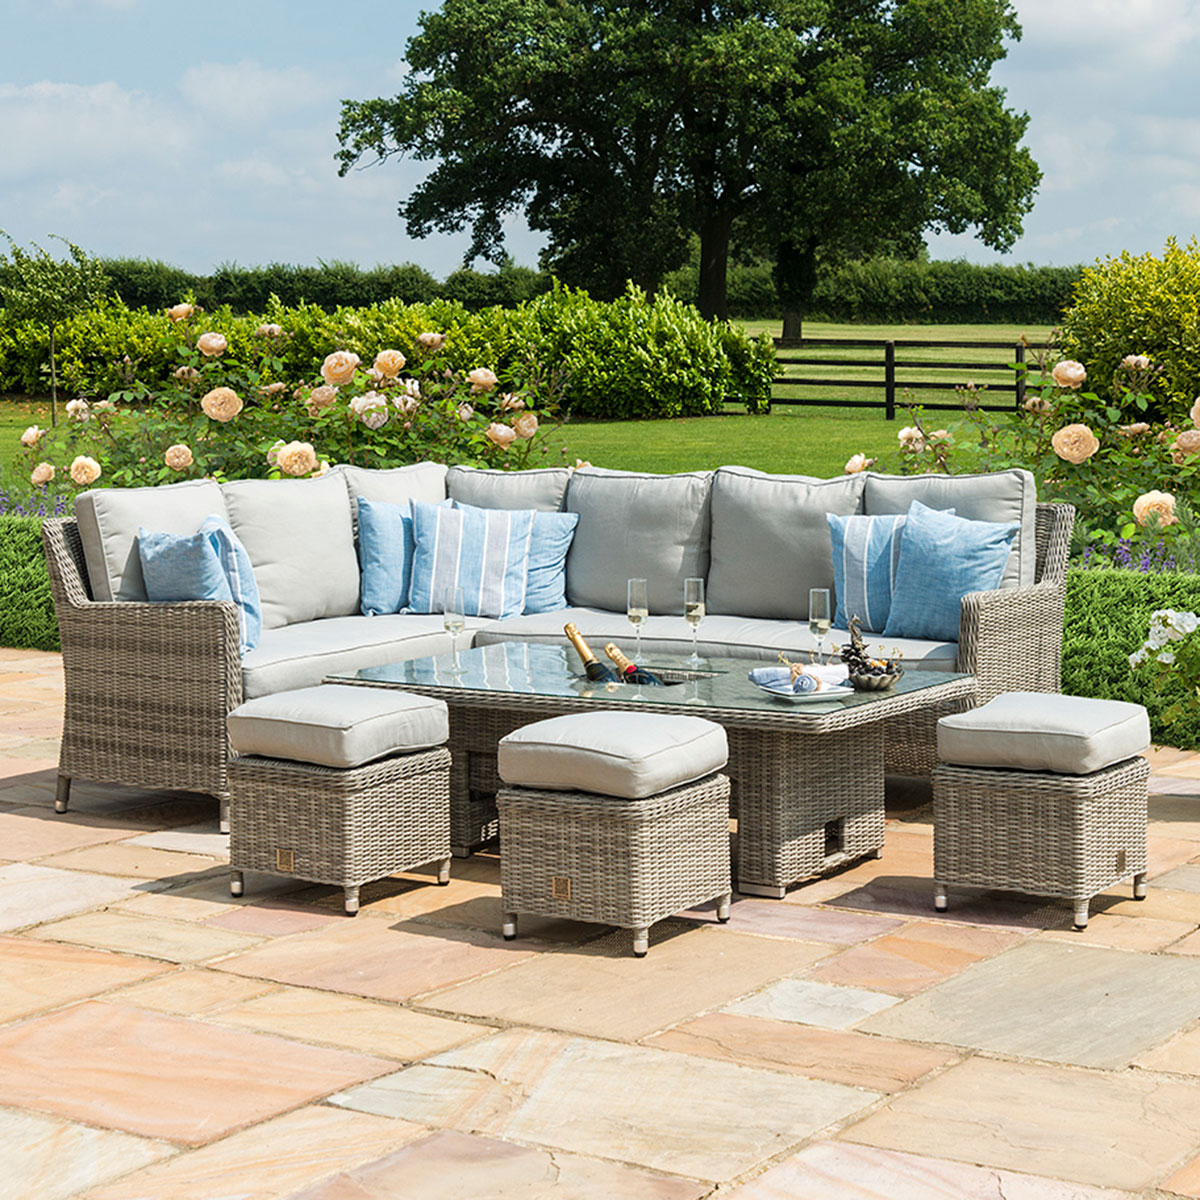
[957,579,1066,703]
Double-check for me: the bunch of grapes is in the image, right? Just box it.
[839,617,901,678]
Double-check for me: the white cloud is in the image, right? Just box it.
[178,60,328,124]
[1013,0,1200,68]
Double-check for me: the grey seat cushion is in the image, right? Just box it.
[75,479,228,602]
[937,692,1151,775]
[241,613,489,700]
[863,469,1036,588]
[498,711,728,799]
[565,467,712,614]
[447,466,569,512]
[227,684,448,768]
[707,467,867,621]
[475,608,958,670]
[341,462,448,507]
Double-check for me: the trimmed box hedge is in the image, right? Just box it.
[0,517,58,652]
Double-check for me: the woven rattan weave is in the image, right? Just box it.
[227,746,451,914]
[933,755,1149,929]
[497,772,732,956]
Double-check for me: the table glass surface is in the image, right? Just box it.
[331,641,970,717]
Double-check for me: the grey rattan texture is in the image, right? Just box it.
[497,772,732,956]
[227,746,451,914]
[933,754,1149,929]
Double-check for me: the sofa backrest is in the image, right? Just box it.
[341,462,448,507]
[447,466,569,512]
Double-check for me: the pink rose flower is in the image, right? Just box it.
[197,332,227,357]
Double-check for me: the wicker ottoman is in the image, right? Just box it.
[495,711,732,956]
[933,692,1151,929]
[226,684,452,915]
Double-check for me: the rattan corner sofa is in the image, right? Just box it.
[42,462,1073,815]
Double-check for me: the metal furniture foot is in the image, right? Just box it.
[55,774,71,814]
[502,912,518,940]
[437,857,451,885]
[344,885,360,916]
[218,793,230,834]
[632,927,649,957]
[716,892,732,923]
[230,870,244,897]
[1133,871,1148,900]
[1073,899,1089,930]
[933,881,947,912]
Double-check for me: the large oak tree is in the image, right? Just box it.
[337,0,1039,327]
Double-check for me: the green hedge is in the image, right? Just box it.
[0,517,58,652]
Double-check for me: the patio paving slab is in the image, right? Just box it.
[0,805,142,858]
[124,820,230,858]
[215,915,538,1002]
[1035,911,1195,952]
[1134,1026,1200,1076]
[1163,1154,1200,1199]
[37,910,265,963]
[284,1129,710,1200]
[1150,862,1200,892]
[0,1104,173,1200]
[0,862,142,931]
[111,968,277,1016]
[725,977,899,1029]
[723,1140,1134,1199]
[860,940,1200,1067]
[0,1001,396,1145]
[841,1056,1200,1191]
[36,841,222,881]
[203,902,340,936]
[679,898,903,944]
[828,875,1060,928]
[1146,793,1200,838]
[644,1012,956,1092]
[82,1106,426,1200]
[421,923,831,1040]
[332,1027,879,1182]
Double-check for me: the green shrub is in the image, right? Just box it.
[0,517,57,651]
[1064,566,1200,748]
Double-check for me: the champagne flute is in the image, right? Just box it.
[684,577,705,666]
[627,578,649,680]
[442,586,466,675]
[809,587,831,664]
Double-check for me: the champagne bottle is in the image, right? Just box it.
[604,642,666,686]
[564,623,620,682]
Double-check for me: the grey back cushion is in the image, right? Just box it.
[75,479,228,602]
[447,466,569,512]
[222,474,360,629]
[340,462,447,506]
[707,467,867,620]
[565,468,712,614]
[862,469,1036,587]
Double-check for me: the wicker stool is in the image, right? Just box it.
[226,684,452,915]
[495,711,732,956]
[933,692,1151,930]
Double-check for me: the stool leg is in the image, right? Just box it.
[1133,872,1148,900]
[344,885,360,917]
[218,793,230,835]
[716,892,732,923]
[55,774,71,815]
[230,870,244,898]
[502,912,518,940]
[1073,899,1089,930]
[437,857,451,886]
[933,881,947,912]
[632,927,649,957]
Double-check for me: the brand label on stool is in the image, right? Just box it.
[551,875,571,900]
[276,848,295,872]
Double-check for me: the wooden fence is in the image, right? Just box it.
[772,337,1028,420]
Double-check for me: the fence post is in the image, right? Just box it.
[884,341,896,421]
[1014,341,1026,410]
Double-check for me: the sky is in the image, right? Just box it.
[1,0,1198,277]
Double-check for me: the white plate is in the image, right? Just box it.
[752,682,854,703]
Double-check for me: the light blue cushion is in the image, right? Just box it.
[524,511,579,614]
[409,500,535,619]
[828,508,954,634]
[138,527,233,607]
[358,497,417,617]
[883,500,1019,642]
[199,515,261,655]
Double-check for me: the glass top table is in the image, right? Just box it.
[331,642,976,898]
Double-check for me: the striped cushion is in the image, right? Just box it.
[200,515,262,655]
[408,500,535,619]
[827,511,906,633]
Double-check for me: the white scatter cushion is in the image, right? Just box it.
[227,684,448,769]
[938,692,1150,776]
[341,462,448,507]
[447,466,570,512]
[498,711,728,799]
[74,479,228,602]
[222,473,360,629]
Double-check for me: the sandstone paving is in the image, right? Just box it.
[1134,1026,1200,1076]
[420,922,832,1040]
[283,1129,711,1200]
[827,875,1062,928]
[1151,862,1200,891]
[81,1105,427,1200]
[1147,835,1200,878]
[1035,910,1195,952]
[203,900,341,936]
[124,820,230,857]
[725,977,900,1028]
[1164,1154,1200,1199]
[1093,883,1200,923]
[332,1026,880,1182]
[1147,793,1200,839]
[0,862,145,932]
[643,1012,957,1092]
[721,1139,1135,1199]
[38,909,266,963]
[0,804,141,859]
[841,1055,1200,1191]
[0,1001,397,1145]
[110,968,279,1016]
[679,897,903,944]
[36,839,224,881]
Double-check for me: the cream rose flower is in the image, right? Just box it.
[571,458,592,470]
[313,460,332,478]
[320,350,361,386]
[307,384,339,412]
[92,399,116,414]
[30,461,55,486]
[266,439,286,467]
[1023,395,1052,414]
[276,441,319,477]
[843,453,872,474]
[1190,396,1200,428]
[1133,490,1177,528]
[19,425,42,447]
[1119,422,1151,437]
[373,349,407,378]
[350,391,389,430]
[1122,354,1151,370]
[164,443,194,471]
[1051,359,1086,389]
[499,392,525,412]
[468,367,498,393]
[70,456,101,486]
[173,365,199,382]
[929,429,949,441]
[512,412,539,440]
[255,323,283,338]
[485,422,517,449]
[197,332,227,357]
[65,398,90,422]
[416,331,445,352]
[1050,423,1100,464]
[258,381,287,397]
[200,386,243,422]
[1172,428,1200,463]
[166,302,194,322]
[457,403,475,422]
[897,425,925,452]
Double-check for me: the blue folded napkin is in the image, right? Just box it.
[748,666,818,693]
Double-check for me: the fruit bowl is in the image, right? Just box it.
[848,669,903,691]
